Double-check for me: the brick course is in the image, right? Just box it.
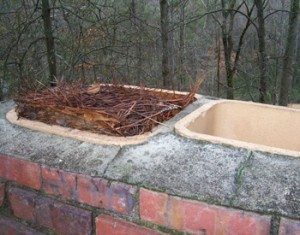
[140,188,271,235]
[0,154,41,190]
[40,166,137,215]
[96,214,165,235]
[1,154,299,235]
[8,187,92,235]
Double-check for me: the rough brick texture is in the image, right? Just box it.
[0,216,43,235]
[8,187,92,235]
[35,197,92,235]
[40,166,136,215]
[140,188,271,235]
[96,214,165,235]
[77,174,136,215]
[41,166,77,200]
[139,188,168,225]
[0,182,5,206]
[279,218,300,235]
[8,188,36,223]
[0,154,41,190]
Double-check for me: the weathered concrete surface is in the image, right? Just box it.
[105,134,247,202]
[0,101,120,176]
[104,134,300,218]
[0,99,299,219]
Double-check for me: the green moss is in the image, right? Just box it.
[229,151,254,206]
[235,151,253,186]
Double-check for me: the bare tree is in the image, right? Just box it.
[42,0,57,86]
[220,0,254,99]
[279,0,300,106]
[1,0,299,102]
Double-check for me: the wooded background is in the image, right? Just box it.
[0,0,299,105]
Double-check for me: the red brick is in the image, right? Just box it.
[8,187,92,235]
[96,214,165,235]
[279,218,300,235]
[35,197,92,235]
[0,154,41,190]
[0,182,5,206]
[41,166,77,200]
[77,174,109,208]
[170,197,217,234]
[77,174,136,215]
[0,216,43,235]
[215,207,270,235]
[140,188,168,226]
[35,197,53,229]
[42,166,137,215]
[8,187,37,223]
[109,181,136,214]
[139,188,271,235]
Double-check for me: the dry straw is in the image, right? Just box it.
[15,81,201,136]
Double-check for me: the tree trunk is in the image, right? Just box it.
[41,0,57,87]
[226,72,234,99]
[255,0,268,103]
[160,0,171,88]
[221,0,236,99]
[169,4,175,89]
[222,30,234,99]
[292,20,300,87]
[178,0,186,90]
[216,37,221,96]
[279,0,300,106]
[130,0,142,84]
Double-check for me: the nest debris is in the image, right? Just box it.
[15,82,199,136]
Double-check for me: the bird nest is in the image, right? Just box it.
[15,82,198,136]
